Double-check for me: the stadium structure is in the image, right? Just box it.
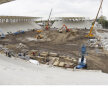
[0,16,41,34]
[0,0,41,34]
[51,17,102,29]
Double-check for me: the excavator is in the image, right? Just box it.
[85,0,103,38]
[59,24,70,33]
[35,30,43,39]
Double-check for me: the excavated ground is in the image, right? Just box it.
[0,29,108,73]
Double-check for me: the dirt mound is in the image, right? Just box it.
[44,30,79,44]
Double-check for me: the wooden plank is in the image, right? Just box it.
[40,52,48,57]
[53,60,60,66]
[49,52,59,57]
[59,62,65,67]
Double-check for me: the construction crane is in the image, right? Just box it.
[85,0,103,38]
[59,24,70,33]
[45,9,53,30]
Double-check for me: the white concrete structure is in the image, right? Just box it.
[52,17,102,29]
[0,16,41,34]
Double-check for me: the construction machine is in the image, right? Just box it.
[85,0,103,38]
[45,9,53,30]
[36,30,43,33]
[35,34,43,39]
[35,30,43,39]
[14,30,25,35]
[75,45,87,69]
[59,24,70,33]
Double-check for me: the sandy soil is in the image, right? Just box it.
[0,30,108,73]
[0,54,108,85]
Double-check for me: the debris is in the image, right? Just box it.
[64,56,73,61]
[53,60,60,66]
[59,62,65,67]
[64,62,70,68]
[49,52,59,57]
[36,56,45,62]
[47,57,56,65]
[29,59,39,65]
[16,43,28,49]
[40,52,49,57]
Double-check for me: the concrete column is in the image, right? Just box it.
[5,19,7,23]
[14,19,16,23]
[0,18,1,23]
[13,18,15,22]
[2,18,4,23]
[8,18,10,23]
[6,18,8,23]
[16,18,18,22]
[1,19,3,23]
[0,18,2,23]
[23,18,25,22]
[26,19,27,22]
[10,19,12,23]
[20,18,22,22]
[18,18,20,22]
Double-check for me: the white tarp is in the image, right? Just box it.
[29,59,39,65]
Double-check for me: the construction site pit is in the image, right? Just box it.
[0,29,108,73]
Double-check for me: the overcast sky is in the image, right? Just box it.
[0,0,107,19]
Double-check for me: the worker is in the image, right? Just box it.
[5,50,8,56]
[45,25,49,30]
[7,51,11,58]
[23,52,26,57]
[32,52,35,56]
[81,45,86,55]
[18,53,22,57]
[66,29,70,32]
